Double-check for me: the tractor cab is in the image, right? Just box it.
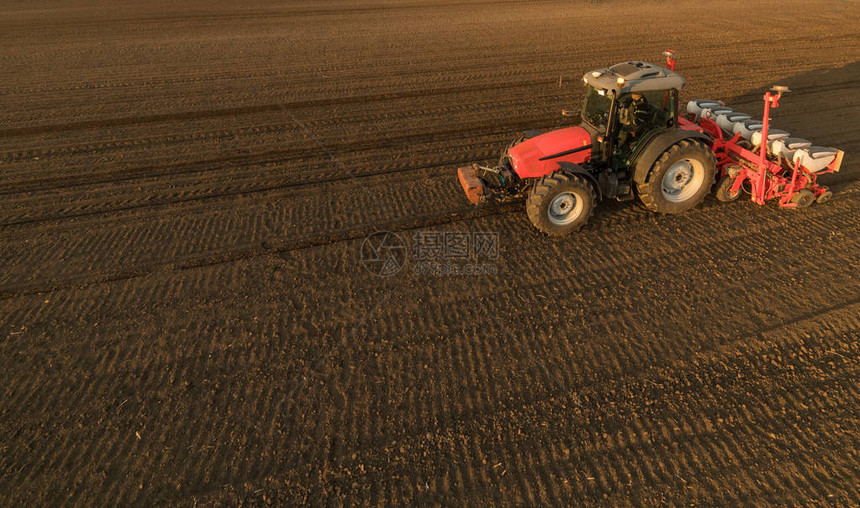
[581,60,684,166]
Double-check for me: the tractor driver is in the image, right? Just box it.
[618,92,650,148]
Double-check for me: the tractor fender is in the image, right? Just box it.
[631,128,711,184]
[556,161,602,200]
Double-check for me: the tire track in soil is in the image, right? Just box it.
[2,174,857,300]
[0,78,557,140]
[5,175,852,350]
[3,0,860,504]
[308,221,857,485]
[3,208,856,502]
[0,112,551,197]
[5,186,843,408]
[1,61,855,230]
[1,63,852,232]
[0,87,554,164]
[230,301,858,502]
[301,218,860,452]
[0,0,542,31]
[8,186,860,456]
[0,201,518,299]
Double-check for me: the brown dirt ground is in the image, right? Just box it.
[1,0,859,504]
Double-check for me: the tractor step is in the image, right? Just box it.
[458,165,485,205]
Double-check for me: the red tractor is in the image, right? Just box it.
[457,51,843,235]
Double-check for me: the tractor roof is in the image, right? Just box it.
[583,61,684,95]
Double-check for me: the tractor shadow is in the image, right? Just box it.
[720,59,859,192]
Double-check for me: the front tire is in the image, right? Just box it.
[636,139,717,213]
[526,172,596,235]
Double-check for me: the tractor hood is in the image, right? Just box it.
[507,126,593,178]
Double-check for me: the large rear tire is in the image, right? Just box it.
[526,172,596,235]
[636,139,717,213]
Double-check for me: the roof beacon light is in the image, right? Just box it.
[616,77,625,86]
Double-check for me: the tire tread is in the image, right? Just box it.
[526,172,596,235]
[636,139,716,214]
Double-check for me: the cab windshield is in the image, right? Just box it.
[581,85,612,129]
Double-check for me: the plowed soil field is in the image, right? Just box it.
[2,0,859,504]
